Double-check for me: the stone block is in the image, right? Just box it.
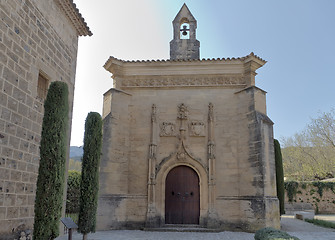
[25,183,34,194]
[7,96,18,111]
[12,87,26,103]
[2,108,12,122]
[2,146,13,158]
[0,132,8,145]
[17,161,27,171]
[0,49,7,65]
[4,194,16,206]
[13,150,23,161]
[9,135,20,149]
[6,48,19,63]
[4,181,16,193]
[21,172,29,182]
[19,139,29,152]
[0,168,10,180]
[3,80,13,95]
[0,180,3,192]
[15,63,26,78]
[15,182,26,194]
[11,170,22,181]
[27,194,35,205]
[13,42,24,58]
[19,207,29,217]
[0,206,5,219]
[11,112,23,125]
[6,207,19,218]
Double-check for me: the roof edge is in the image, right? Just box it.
[173,3,196,23]
[104,52,266,64]
[56,0,92,36]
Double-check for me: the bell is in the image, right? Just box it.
[182,30,188,36]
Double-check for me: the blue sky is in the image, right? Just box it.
[71,0,335,146]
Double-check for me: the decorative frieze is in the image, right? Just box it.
[121,75,246,88]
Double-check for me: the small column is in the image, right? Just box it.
[208,103,216,216]
[147,104,157,226]
[177,103,188,140]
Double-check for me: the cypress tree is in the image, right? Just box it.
[33,81,69,240]
[274,139,285,215]
[78,112,102,240]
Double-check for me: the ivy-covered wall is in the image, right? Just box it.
[284,181,335,214]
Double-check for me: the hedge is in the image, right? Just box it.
[254,227,300,240]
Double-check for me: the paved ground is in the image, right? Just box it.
[281,215,335,240]
[315,214,335,223]
[56,215,335,240]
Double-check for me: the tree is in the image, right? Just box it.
[281,109,335,181]
[33,81,69,240]
[78,112,103,240]
[274,139,285,215]
[66,171,81,214]
[69,158,82,171]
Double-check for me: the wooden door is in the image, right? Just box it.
[165,166,200,224]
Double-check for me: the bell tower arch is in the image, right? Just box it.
[170,4,200,60]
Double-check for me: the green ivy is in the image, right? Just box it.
[312,182,335,198]
[284,181,299,202]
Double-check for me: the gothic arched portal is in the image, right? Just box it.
[165,166,200,224]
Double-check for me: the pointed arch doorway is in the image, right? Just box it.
[165,166,200,224]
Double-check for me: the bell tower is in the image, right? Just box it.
[170,4,200,60]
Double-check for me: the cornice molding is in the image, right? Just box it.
[56,0,92,36]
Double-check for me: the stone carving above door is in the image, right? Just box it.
[189,121,205,137]
[177,103,188,120]
[160,122,176,137]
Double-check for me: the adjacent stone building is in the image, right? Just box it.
[0,0,91,238]
[98,4,279,232]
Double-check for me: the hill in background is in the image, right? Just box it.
[70,146,83,161]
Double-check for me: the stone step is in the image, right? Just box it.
[144,225,220,232]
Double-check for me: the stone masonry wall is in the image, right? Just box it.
[284,182,335,214]
[0,0,80,237]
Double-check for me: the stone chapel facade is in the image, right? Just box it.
[0,0,91,238]
[98,4,279,232]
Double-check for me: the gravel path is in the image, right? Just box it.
[56,215,335,240]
